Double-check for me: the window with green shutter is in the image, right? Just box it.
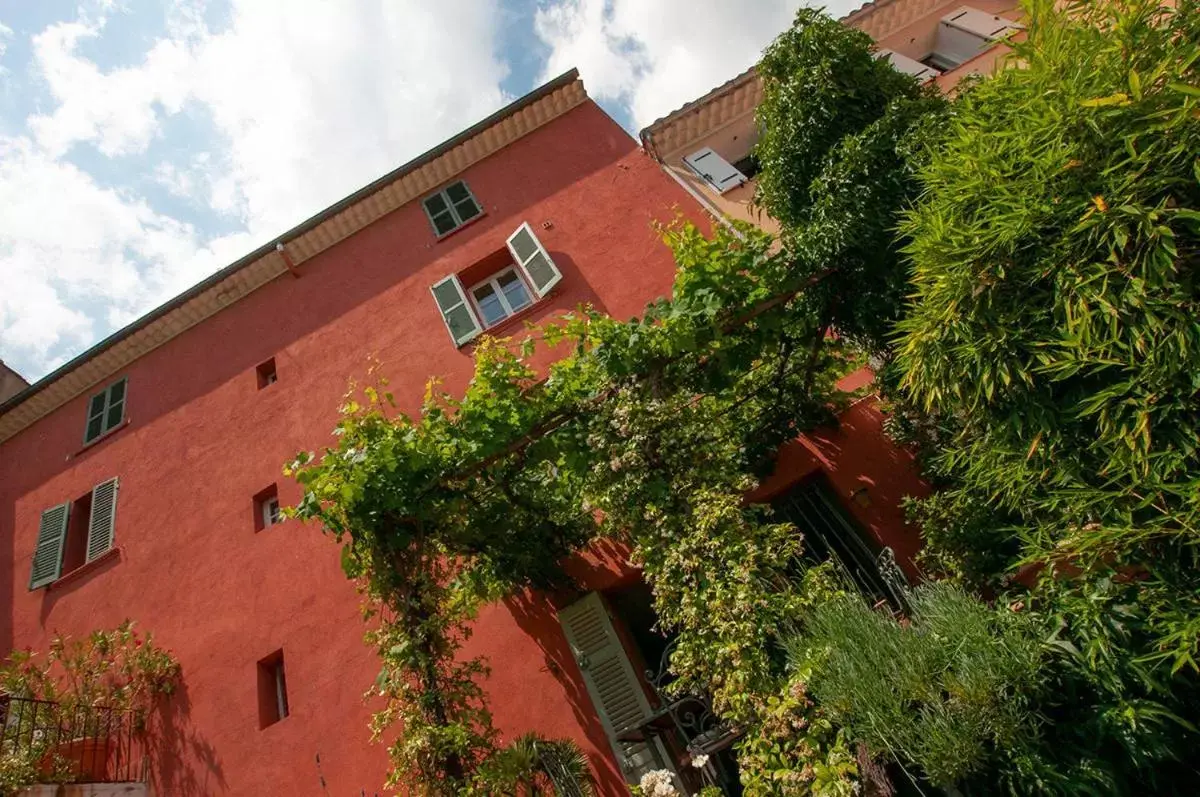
[29,503,70,589]
[422,181,483,237]
[28,478,120,589]
[83,378,127,445]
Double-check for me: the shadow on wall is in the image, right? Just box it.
[146,678,226,797]
[502,537,641,797]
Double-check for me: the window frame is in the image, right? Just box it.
[83,377,128,446]
[422,180,483,238]
[468,266,535,329]
[262,496,281,528]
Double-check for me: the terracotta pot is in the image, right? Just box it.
[40,735,113,781]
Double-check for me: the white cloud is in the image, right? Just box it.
[534,0,864,130]
[0,0,511,379]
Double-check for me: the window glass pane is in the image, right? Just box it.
[86,415,104,442]
[432,279,465,311]
[105,401,124,431]
[424,193,448,215]
[473,283,509,327]
[108,379,125,403]
[453,197,480,222]
[445,182,471,203]
[498,271,531,311]
[509,228,539,263]
[432,210,458,235]
[444,305,480,341]
[523,252,558,292]
[88,393,107,419]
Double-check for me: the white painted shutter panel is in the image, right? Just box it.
[86,477,119,563]
[430,275,482,346]
[29,503,70,589]
[558,592,668,784]
[507,222,562,297]
[684,147,747,194]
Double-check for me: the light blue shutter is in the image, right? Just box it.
[684,147,747,194]
[506,223,561,297]
[29,503,70,589]
[557,592,675,785]
[86,478,119,562]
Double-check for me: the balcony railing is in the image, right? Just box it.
[0,694,145,784]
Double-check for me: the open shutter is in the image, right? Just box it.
[683,147,747,194]
[430,275,482,346]
[29,503,70,589]
[507,223,562,297]
[558,592,674,784]
[86,478,119,563]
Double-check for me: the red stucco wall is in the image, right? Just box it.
[0,100,701,796]
[0,99,928,796]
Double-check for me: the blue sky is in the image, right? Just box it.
[0,0,858,382]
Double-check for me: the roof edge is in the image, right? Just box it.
[0,68,581,418]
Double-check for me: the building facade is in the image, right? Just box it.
[639,1,1024,232]
[0,4,1023,795]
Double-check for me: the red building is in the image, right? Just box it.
[0,66,929,795]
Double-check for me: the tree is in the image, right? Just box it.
[895,0,1200,790]
[756,8,947,356]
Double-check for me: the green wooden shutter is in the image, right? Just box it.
[29,503,70,589]
[86,478,119,562]
[507,223,562,297]
[557,592,675,784]
[431,275,482,345]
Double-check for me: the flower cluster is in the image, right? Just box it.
[638,769,679,797]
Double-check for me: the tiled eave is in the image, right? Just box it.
[640,68,761,163]
[0,72,588,445]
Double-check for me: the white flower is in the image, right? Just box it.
[691,753,710,769]
[638,769,679,797]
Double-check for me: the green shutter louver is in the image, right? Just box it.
[557,592,674,784]
[29,503,70,589]
[507,222,562,297]
[431,275,482,346]
[86,477,119,562]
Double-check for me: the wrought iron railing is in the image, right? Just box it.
[0,694,145,784]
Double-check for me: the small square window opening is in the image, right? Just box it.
[83,378,127,445]
[257,650,290,728]
[256,358,278,389]
[422,181,482,237]
[253,485,281,532]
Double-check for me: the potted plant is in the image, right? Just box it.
[0,621,180,785]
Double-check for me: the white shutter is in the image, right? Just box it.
[29,502,70,589]
[558,592,674,784]
[86,477,119,562]
[684,147,747,194]
[506,223,562,297]
[430,275,482,346]
[877,49,941,81]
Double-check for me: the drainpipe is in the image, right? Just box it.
[276,241,301,279]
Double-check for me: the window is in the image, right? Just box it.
[430,222,562,345]
[254,485,281,531]
[470,268,533,327]
[683,147,747,194]
[257,650,290,728]
[83,378,127,445]
[422,181,482,237]
[28,478,120,589]
[731,154,761,180]
[256,358,278,389]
